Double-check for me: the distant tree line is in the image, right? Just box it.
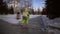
[29,8,41,15]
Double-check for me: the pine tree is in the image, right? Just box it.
[42,8,46,15]
[0,0,14,14]
[37,8,41,14]
[45,0,60,19]
[9,6,14,14]
[0,0,8,14]
[0,0,4,14]
[8,7,14,14]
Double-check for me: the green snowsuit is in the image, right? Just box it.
[21,8,29,26]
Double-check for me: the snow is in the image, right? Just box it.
[0,14,40,24]
[41,15,60,34]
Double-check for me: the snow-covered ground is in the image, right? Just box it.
[41,15,60,26]
[41,15,60,34]
[0,14,40,24]
[0,14,60,34]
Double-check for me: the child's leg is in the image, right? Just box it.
[25,16,29,26]
[21,17,25,25]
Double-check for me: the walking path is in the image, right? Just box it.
[0,14,48,34]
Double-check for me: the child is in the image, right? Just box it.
[20,8,29,27]
[16,12,20,20]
